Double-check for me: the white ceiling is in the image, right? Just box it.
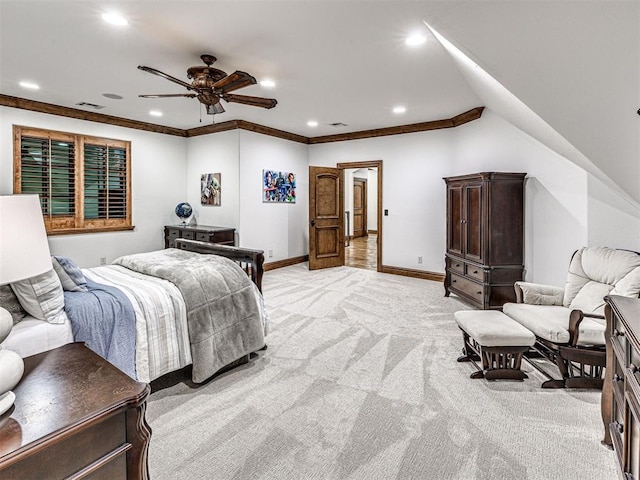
[1,1,638,204]
[0,1,481,135]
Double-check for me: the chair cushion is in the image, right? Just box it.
[503,303,606,346]
[454,310,535,347]
[564,247,640,308]
[569,281,613,316]
[502,303,571,343]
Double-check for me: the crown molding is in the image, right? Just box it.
[307,107,484,144]
[0,94,484,144]
[0,94,186,137]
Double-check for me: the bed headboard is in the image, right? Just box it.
[173,239,265,293]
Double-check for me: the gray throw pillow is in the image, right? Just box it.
[52,256,88,292]
[0,284,27,325]
[11,269,68,324]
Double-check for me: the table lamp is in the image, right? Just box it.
[0,194,53,416]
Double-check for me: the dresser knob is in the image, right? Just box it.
[630,364,638,374]
[616,422,624,434]
[614,329,625,337]
[452,279,457,283]
[613,374,623,382]
[476,291,482,295]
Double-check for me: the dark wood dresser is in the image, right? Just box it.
[602,295,640,478]
[0,343,151,480]
[164,224,235,248]
[443,172,526,310]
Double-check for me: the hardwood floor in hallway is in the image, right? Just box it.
[345,233,377,271]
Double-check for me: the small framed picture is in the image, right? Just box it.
[201,173,221,206]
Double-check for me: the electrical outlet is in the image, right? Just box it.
[100,257,107,265]
[268,249,273,258]
[417,256,423,264]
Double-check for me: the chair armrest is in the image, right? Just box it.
[514,281,564,305]
[568,309,606,346]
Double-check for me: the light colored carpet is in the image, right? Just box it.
[147,264,617,479]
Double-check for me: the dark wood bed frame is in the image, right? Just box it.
[174,238,265,292]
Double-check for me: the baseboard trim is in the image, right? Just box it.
[380,265,445,282]
[265,255,309,271]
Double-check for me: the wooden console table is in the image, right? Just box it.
[602,295,640,478]
[0,343,151,479]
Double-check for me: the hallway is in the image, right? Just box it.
[345,233,377,271]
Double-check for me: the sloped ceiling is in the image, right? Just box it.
[1,1,638,203]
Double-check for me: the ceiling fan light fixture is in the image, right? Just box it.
[102,12,128,26]
[260,79,276,88]
[405,33,426,46]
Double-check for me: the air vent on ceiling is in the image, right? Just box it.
[328,122,348,127]
[76,102,105,110]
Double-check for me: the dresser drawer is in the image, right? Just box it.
[449,258,464,274]
[465,264,484,282]
[195,232,211,242]
[182,230,195,240]
[450,273,485,303]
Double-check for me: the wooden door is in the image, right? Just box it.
[447,184,464,257]
[309,166,344,270]
[464,183,484,264]
[353,178,367,238]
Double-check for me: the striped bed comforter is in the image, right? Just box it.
[83,265,192,383]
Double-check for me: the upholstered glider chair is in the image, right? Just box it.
[502,246,640,389]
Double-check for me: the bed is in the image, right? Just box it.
[1,239,267,384]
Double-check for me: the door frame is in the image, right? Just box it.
[337,160,382,272]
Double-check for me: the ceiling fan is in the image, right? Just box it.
[137,54,277,115]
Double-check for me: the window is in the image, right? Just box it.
[13,126,132,234]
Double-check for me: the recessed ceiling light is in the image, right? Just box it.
[103,93,123,100]
[405,34,426,46]
[19,81,40,90]
[149,110,163,117]
[393,106,407,114]
[260,79,276,88]
[307,120,318,127]
[102,12,128,26]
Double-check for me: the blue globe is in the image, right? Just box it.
[175,202,193,221]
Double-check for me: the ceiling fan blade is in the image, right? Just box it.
[212,71,257,93]
[138,93,197,98]
[138,65,194,91]
[223,93,278,109]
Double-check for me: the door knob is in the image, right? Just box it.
[311,219,316,227]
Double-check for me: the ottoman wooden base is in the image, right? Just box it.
[457,330,529,381]
[454,310,536,382]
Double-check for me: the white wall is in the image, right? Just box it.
[309,128,455,275]
[367,168,378,232]
[308,109,634,286]
[0,106,187,267]
[186,130,240,233]
[237,131,308,260]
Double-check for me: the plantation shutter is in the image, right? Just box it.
[17,132,77,231]
[13,126,132,234]
[84,142,129,224]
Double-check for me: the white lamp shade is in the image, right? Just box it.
[0,194,52,284]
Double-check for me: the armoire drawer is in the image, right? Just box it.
[449,273,485,302]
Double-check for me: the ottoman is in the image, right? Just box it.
[454,310,536,381]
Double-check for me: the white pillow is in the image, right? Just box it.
[10,269,68,324]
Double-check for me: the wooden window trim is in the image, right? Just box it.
[13,125,133,235]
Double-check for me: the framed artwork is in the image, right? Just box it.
[263,170,296,203]
[201,173,221,206]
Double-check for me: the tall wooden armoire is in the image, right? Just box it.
[444,172,526,309]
